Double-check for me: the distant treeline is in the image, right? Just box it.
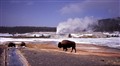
[0,17,120,33]
[0,26,56,33]
[94,17,120,32]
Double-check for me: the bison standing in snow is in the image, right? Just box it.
[58,40,76,53]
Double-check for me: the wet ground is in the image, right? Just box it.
[7,48,23,66]
[21,48,120,66]
[1,42,120,66]
[0,45,5,66]
[20,42,120,66]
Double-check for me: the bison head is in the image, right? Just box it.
[58,42,62,48]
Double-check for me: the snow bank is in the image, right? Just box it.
[68,38,120,49]
[0,37,120,49]
[0,33,13,36]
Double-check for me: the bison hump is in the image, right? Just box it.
[62,40,75,44]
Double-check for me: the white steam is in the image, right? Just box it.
[57,16,98,34]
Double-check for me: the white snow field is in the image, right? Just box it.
[0,37,120,49]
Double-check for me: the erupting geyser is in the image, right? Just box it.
[56,16,98,34]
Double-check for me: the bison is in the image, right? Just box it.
[20,42,26,47]
[8,42,16,47]
[58,40,76,53]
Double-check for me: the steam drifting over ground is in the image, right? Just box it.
[57,16,98,34]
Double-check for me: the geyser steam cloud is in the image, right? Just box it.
[57,16,98,34]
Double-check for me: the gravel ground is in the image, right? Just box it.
[21,48,120,66]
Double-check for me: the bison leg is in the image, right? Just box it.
[71,47,76,53]
[65,48,68,51]
[63,47,65,51]
[71,47,73,52]
[63,48,65,51]
[74,48,76,53]
[63,47,68,51]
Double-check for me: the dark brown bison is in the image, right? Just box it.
[8,42,16,47]
[58,40,76,53]
[20,42,26,47]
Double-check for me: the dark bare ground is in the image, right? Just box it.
[21,48,120,66]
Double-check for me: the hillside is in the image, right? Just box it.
[94,17,120,32]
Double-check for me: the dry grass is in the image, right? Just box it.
[24,42,120,57]
[26,43,58,49]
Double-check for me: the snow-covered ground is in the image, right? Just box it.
[0,33,13,36]
[68,38,120,49]
[0,32,120,49]
[0,37,120,49]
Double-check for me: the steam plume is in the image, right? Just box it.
[57,16,98,34]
